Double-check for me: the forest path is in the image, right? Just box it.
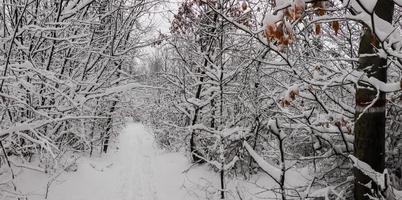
[15,122,298,200]
[117,123,158,200]
[27,123,190,200]
[114,122,190,200]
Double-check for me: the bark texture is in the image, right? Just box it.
[354,1,394,199]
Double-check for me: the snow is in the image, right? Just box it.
[243,141,282,182]
[395,0,402,5]
[12,123,160,200]
[82,83,145,102]
[6,123,311,200]
[346,0,402,57]
[352,71,401,92]
[395,189,402,199]
[349,155,386,190]
[349,155,402,199]
[263,12,283,27]
[61,0,94,20]
[358,0,377,13]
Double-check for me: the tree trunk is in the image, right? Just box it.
[353,1,394,199]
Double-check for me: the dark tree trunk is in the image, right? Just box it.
[190,107,205,163]
[102,101,116,154]
[353,1,394,199]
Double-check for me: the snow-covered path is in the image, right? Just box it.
[60,122,189,200]
[117,123,158,200]
[13,123,310,200]
[16,123,193,200]
[122,123,198,200]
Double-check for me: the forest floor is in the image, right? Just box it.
[12,123,193,200]
[9,123,309,200]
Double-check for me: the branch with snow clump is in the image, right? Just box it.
[349,155,402,200]
[349,71,402,93]
[243,141,282,183]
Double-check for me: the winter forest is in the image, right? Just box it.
[0,0,401,199]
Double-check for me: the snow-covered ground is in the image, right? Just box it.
[7,123,309,200]
[12,123,188,200]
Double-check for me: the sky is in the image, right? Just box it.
[138,1,181,60]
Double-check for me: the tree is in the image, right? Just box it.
[354,0,395,199]
[0,0,158,197]
[163,0,258,198]
[171,0,402,198]
[146,0,402,199]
